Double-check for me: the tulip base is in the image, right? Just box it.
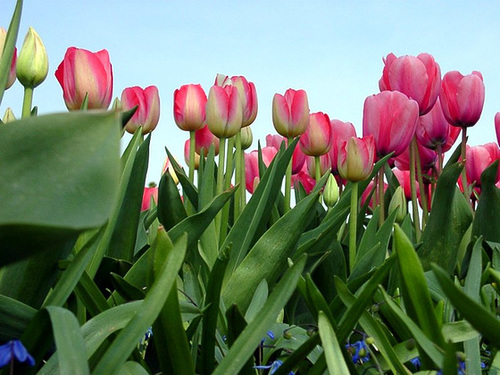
[349,181,359,273]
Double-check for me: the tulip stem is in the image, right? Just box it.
[219,137,234,244]
[415,143,429,227]
[234,131,242,218]
[189,131,196,183]
[461,127,469,201]
[21,86,34,118]
[378,168,385,226]
[314,156,321,182]
[349,181,359,273]
[409,137,421,242]
[284,137,293,213]
[240,137,246,210]
[216,137,227,242]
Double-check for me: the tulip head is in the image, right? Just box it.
[16,27,48,88]
[440,70,485,128]
[266,134,306,174]
[338,135,376,182]
[240,126,253,150]
[122,85,160,134]
[206,85,243,138]
[466,143,500,187]
[194,124,219,156]
[272,89,310,138]
[173,83,207,131]
[388,186,407,223]
[55,47,113,110]
[223,75,258,127]
[363,90,419,158]
[0,27,17,90]
[299,112,332,156]
[244,147,277,193]
[323,174,340,207]
[141,186,158,211]
[329,119,357,174]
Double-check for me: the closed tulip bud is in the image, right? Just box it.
[55,47,113,110]
[141,186,158,211]
[363,91,419,158]
[299,112,332,156]
[272,89,310,138]
[173,84,207,131]
[440,70,485,127]
[121,85,160,134]
[227,75,258,127]
[329,119,357,174]
[206,84,243,138]
[379,53,441,115]
[2,107,16,123]
[389,186,407,222]
[16,27,48,88]
[194,124,219,156]
[338,136,376,182]
[0,27,17,90]
[323,174,339,207]
[240,126,253,149]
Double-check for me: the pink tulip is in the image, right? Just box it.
[306,153,332,177]
[195,124,219,156]
[272,89,310,138]
[393,139,437,172]
[266,134,306,174]
[184,139,200,169]
[55,47,113,110]
[393,168,419,200]
[291,171,316,194]
[173,84,207,131]
[206,85,243,138]
[216,74,257,127]
[440,70,485,127]
[161,157,179,185]
[328,119,357,174]
[441,125,461,153]
[361,180,387,209]
[466,143,500,187]
[141,186,158,211]
[338,135,376,182]
[495,112,500,147]
[416,98,452,150]
[0,27,16,90]
[244,147,277,193]
[299,112,332,156]
[379,53,441,115]
[121,85,160,134]
[363,91,419,158]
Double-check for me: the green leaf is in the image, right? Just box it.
[244,279,268,323]
[0,295,36,341]
[419,162,473,272]
[92,230,187,375]
[213,256,306,375]
[441,321,479,343]
[0,111,121,265]
[119,361,150,375]
[318,311,350,374]
[165,147,199,209]
[158,166,187,230]
[473,161,500,242]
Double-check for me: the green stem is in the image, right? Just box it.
[284,137,293,213]
[349,182,359,273]
[409,137,421,242]
[414,142,429,227]
[21,86,33,118]
[234,131,242,219]
[189,130,196,183]
[219,137,234,244]
[240,138,246,210]
[461,127,469,202]
[314,156,321,182]
[215,137,227,242]
[378,167,385,226]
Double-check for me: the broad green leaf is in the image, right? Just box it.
[75,271,111,317]
[225,305,254,375]
[441,321,479,343]
[119,361,150,375]
[158,168,187,231]
[394,224,446,348]
[0,295,36,341]
[92,230,187,375]
[45,306,90,375]
[244,279,268,323]
[318,311,350,374]
[165,147,199,209]
[419,162,473,272]
[473,161,500,242]
[213,256,306,375]
[0,0,22,104]
[223,190,320,312]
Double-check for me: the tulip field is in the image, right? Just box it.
[3,1,500,374]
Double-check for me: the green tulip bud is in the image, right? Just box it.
[16,27,48,88]
[240,126,253,150]
[388,186,407,222]
[323,174,339,207]
[2,107,16,123]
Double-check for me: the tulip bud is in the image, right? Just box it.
[121,85,160,134]
[0,27,17,90]
[272,89,310,138]
[240,126,253,149]
[338,136,376,182]
[388,186,407,222]
[184,139,200,169]
[206,85,243,138]
[495,112,500,148]
[16,27,48,88]
[194,124,219,156]
[299,112,332,156]
[323,174,339,207]
[2,107,16,123]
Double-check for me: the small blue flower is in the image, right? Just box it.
[410,357,421,369]
[0,340,35,368]
[267,330,275,340]
[345,340,369,364]
[254,359,294,375]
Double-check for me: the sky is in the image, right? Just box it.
[2,1,500,184]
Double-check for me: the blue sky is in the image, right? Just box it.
[2,1,500,183]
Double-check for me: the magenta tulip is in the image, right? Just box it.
[299,112,332,156]
[0,27,17,90]
[244,147,277,193]
[55,47,113,110]
[272,89,310,138]
[266,134,306,174]
[194,124,219,156]
[173,84,207,131]
[379,53,441,115]
[466,143,500,186]
[495,112,500,147]
[338,135,376,182]
[291,170,316,194]
[206,84,243,138]
[393,139,437,172]
[121,85,160,134]
[416,98,453,150]
[141,186,158,211]
[328,119,357,174]
[440,71,485,127]
[363,91,419,158]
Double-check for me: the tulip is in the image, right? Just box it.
[363,91,419,158]
[272,89,310,138]
[379,53,441,115]
[173,84,207,131]
[16,27,48,88]
[441,125,461,153]
[440,70,485,128]
[393,168,419,200]
[495,112,500,147]
[266,134,306,174]
[162,156,180,185]
[323,174,340,207]
[240,126,253,149]
[299,112,332,156]
[244,147,277,193]
[338,135,376,182]
[466,143,500,187]
[55,47,113,110]
[0,27,17,90]
[416,98,452,150]
[393,140,437,172]
[194,124,219,156]
[329,119,357,174]
[121,85,160,134]
[306,154,331,178]
[216,74,257,127]
[291,171,316,194]
[388,186,407,222]
[141,186,158,211]
[184,139,200,169]
[206,84,243,139]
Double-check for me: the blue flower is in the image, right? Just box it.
[254,359,294,375]
[346,340,369,364]
[267,330,275,340]
[0,340,35,368]
[410,357,421,369]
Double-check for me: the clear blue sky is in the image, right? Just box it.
[2,1,500,183]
